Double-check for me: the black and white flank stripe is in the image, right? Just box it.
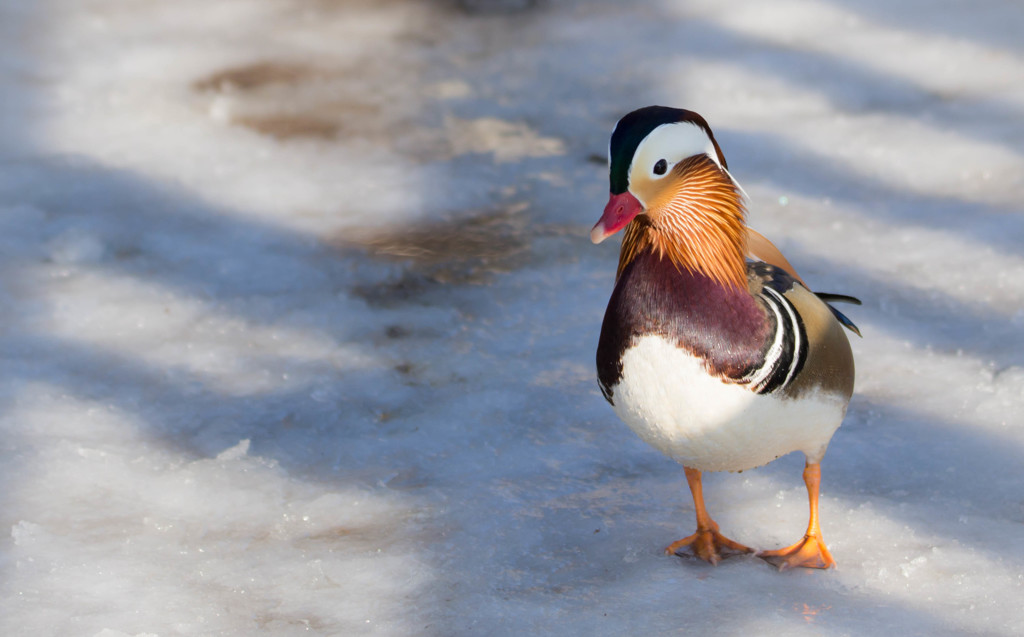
[739,283,808,395]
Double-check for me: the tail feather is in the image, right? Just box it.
[815,292,862,337]
[815,292,862,306]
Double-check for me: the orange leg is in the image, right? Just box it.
[758,462,836,571]
[665,467,752,565]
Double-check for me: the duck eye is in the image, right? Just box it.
[653,159,668,176]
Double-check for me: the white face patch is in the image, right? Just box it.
[627,122,721,206]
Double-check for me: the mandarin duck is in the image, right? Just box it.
[591,106,860,570]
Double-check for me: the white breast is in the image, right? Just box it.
[611,335,846,472]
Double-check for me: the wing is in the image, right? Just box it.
[747,228,861,337]
[747,262,857,400]
[746,227,805,285]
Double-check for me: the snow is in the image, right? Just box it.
[2,0,1023,634]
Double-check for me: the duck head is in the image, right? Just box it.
[590,106,747,288]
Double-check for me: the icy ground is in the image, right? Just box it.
[1,0,1023,634]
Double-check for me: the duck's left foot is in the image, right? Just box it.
[757,534,835,571]
[665,526,753,565]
